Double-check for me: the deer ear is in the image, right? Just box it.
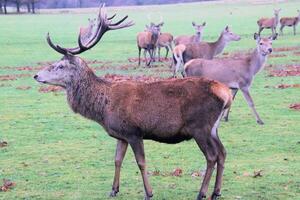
[159,22,164,26]
[254,32,260,40]
[192,22,196,26]
[202,22,206,26]
[150,22,155,26]
[225,26,229,31]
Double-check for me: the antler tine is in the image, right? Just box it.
[46,3,134,55]
[107,14,116,20]
[46,33,68,55]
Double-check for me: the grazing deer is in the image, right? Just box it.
[174,22,206,45]
[257,9,281,36]
[137,22,163,67]
[172,26,241,77]
[280,10,300,35]
[80,18,96,44]
[34,5,233,200]
[184,33,277,125]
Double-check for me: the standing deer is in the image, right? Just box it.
[157,32,174,61]
[280,10,300,35]
[174,22,206,45]
[257,9,281,36]
[34,5,234,200]
[172,26,241,77]
[184,33,277,125]
[80,18,96,43]
[137,22,163,67]
[145,22,174,62]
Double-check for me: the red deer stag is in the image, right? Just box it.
[34,5,233,200]
[280,10,300,35]
[184,33,277,125]
[174,22,206,45]
[257,9,281,36]
[137,22,163,67]
[172,26,241,77]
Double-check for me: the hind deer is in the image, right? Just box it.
[80,18,96,43]
[184,33,277,125]
[145,22,174,62]
[137,22,163,67]
[34,5,233,200]
[280,10,300,35]
[174,22,206,45]
[257,9,281,36]
[172,26,241,77]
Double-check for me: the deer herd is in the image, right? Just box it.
[34,5,297,200]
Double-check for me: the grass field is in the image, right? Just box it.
[1,1,300,199]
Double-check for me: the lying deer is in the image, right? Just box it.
[184,33,277,125]
[34,5,233,200]
[174,22,206,45]
[280,10,300,35]
[257,9,281,36]
[172,26,241,77]
[137,22,163,67]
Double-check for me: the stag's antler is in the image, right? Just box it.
[47,4,134,55]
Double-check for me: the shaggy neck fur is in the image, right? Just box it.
[66,67,110,124]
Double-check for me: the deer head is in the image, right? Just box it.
[34,5,134,87]
[274,9,281,17]
[254,32,277,56]
[221,26,241,42]
[192,21,206,36]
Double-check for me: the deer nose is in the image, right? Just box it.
[268,48,272,53]
[33,75,38,79]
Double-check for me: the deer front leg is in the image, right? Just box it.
[258,26,263,35]
[293,25,296,35]
[110,139,128,197]
[241,87,264,125]
[129,139,153,200]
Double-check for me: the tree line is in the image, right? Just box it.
[0,0,211,14]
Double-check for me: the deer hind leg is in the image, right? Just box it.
[223,88,238,122]
[165,46,169,59]
[241,87,264,125]
[110,139,128,197]
[129,139,153,200]
[193,131,219,200]
[293,25,296,35]
[138,47,142,66]
[211,126,226,199]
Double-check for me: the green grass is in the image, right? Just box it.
[1,1,300,200]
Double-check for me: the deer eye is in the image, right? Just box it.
[58,65,64,69]
[260,43,263,45]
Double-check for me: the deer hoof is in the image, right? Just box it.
[211,193,221,200]
[257,119,264,125]
[196,193,206,200]
[144,194,153,200]
[109,190,118,197]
